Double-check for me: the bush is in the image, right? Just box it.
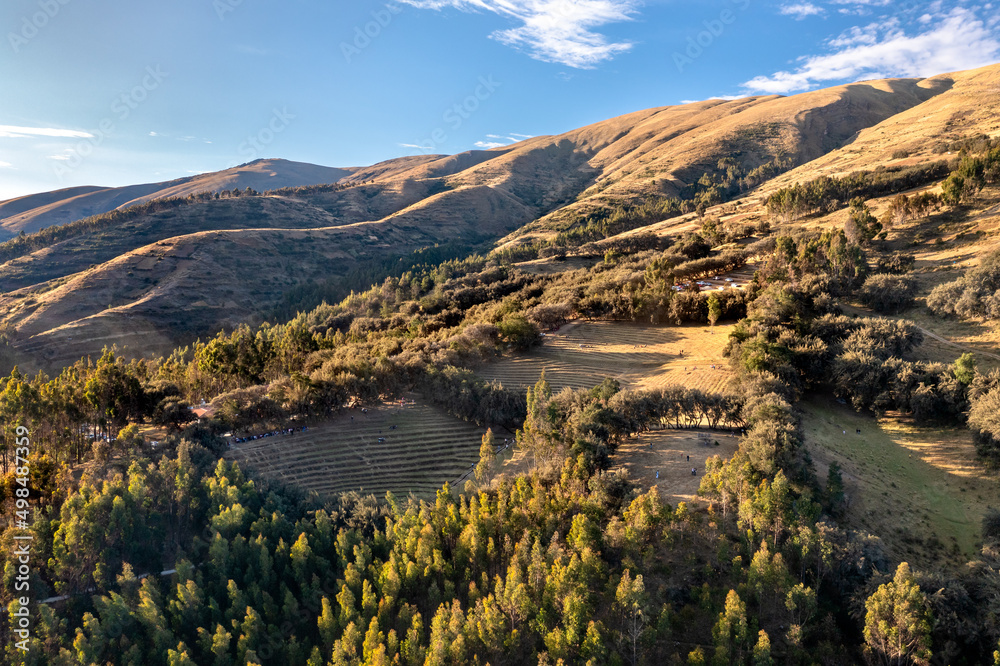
[927,250,1000,320]
[859,274,917,313]
[983,508,1000,543]
[874,253,915,275]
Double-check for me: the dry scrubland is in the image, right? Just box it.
[225,398,496,499]
[478,320,735,394]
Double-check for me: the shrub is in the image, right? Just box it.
[858,274,917,313]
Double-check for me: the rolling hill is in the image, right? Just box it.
[0,158,356,239]
[2,63,999,374]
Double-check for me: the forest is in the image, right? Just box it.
[2,141,1000,665]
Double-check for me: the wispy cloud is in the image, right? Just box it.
[0,125,94,139]
[680,94,745,104]
[743,6,1000,94]
[484,133,533,144]
[396,0,638,68]
[830,0,891,16]
[780,3,824,20]
[474,140,507,149]
[0,161,12,168]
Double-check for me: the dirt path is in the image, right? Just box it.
[915,324,1000,362]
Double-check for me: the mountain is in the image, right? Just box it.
[0,159,355,240]
[1,63,999,373]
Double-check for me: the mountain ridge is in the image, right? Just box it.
[2,63,999,373]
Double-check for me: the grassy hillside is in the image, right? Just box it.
[3,64,1000,380]
[0,158,354,238]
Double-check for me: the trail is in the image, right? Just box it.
[916,324,1000,362]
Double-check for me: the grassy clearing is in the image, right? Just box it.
[801,394,998,567]
[612,427,741,507]
[478,320,735,394]
[225,397,507,499]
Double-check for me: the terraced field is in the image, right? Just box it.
[225,398,497,498]
[478,321,735,394]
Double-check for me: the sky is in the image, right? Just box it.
[1,0,998,200]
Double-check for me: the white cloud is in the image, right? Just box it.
[48,154,72,161]
[0,161,12,168]
[680,95,745,104]
[742,6,1000,94]
[830,0,891,13]
[780,3,824,20]
[396,0,638,68]
[508,132,535,139]
[399,142,432,150]
[149,131,158,136]
[474,140,507,149]
[0,125,93,139]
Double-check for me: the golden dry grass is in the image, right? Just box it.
[478,320,735,394]
[612,428,741,507]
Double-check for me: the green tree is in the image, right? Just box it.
[826,462,846,516]
[474,429,498,485]
[863,562,932,666]
[752,630,773,666]
[953,352,977,385]
[712,589,748,666]
[708,293,722,327]
[615,569,649,666]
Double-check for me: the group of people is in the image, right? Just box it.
[231,426,307,444]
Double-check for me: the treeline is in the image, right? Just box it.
[765,162,952,222]
[940,141,1000,204]
[267,242,485,322]
[550,198,686,249]
[680,154,794,211]
[0,197,194,265]
[927,249,1000,320]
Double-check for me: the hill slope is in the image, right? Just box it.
[0,158,355,239]
[2,64,1000,372]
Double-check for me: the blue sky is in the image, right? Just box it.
[1,0,998,200]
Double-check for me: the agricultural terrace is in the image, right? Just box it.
[478,320,736,394]
[802,395,998,568]
[225,398,499,498]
